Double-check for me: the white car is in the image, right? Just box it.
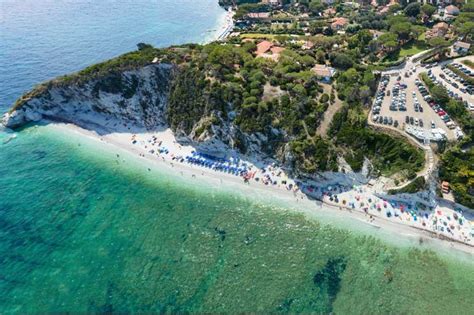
[469,103,474,111]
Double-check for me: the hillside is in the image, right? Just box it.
[3,42,424,180]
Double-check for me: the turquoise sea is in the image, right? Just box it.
[1,125,473,313]
[0,0,227,111]
[0,1,473,313]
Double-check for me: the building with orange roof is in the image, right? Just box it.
[256,40,273,56]
[331,17,348,31]
[255,40,285,61]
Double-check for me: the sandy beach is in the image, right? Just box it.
[44,121,474,256]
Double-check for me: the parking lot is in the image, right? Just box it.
[429,55,474,108]
[371,62,457,142]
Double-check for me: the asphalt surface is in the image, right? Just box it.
[429,55,474,106]
[371,56,456,141]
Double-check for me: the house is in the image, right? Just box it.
[246,12,271,19]
[322,0,335,4]
[453,41,471,54]
[370,30,385,40]
[342,1,360,9]
[255,40,285,61]
[425,22,449,39]
[262,0,282,6]
[323,8,336,17]
[311,64,336,82]
[444,5,460,16]
[331,17,348,31]
[301,41,315,50]
[256,40,273,55]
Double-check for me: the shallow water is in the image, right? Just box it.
[0,125,473,313]
[1,0,473,312]
[0,0,227,110]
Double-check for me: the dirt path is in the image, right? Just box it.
[316,83,343,137]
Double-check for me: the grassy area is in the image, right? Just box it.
[461,59,474,70]
[439,147,474,209]
[240,33,297,40]
[388,177,426,195]
[399,41,428,57]
[382,40,428,62]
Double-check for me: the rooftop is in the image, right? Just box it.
[312,64,336,78]
[445,5,460,15]
[246,12,271,19]
[454,41,471,49]
[256,40,273,55]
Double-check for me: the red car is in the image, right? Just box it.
[438,111,446,116]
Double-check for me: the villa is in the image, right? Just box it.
[246,12,271,20]
[255,40,285,61]
[425,22,450,39]
[444,5,460,16]
[331,17,348,31]
[370,30,385,40]
[262,0,282,6]
[312,64,336,83]
[453,41,471,55]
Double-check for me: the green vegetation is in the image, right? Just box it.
[462,59,474,69]
[420,71,474,207]
[13,0,451,185]
[10,38,426,179]
[240,33,284,40]
[388,176,426,195]
[165,42,337,171]
[329,105,424,176]
[399,41,428,57]
[234,3,269,19]
[10,44,183,112]
[438,147,474,208]
[453,2,474,39]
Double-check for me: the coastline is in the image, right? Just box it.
[42,122,474,257]
[205,7,234,43]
